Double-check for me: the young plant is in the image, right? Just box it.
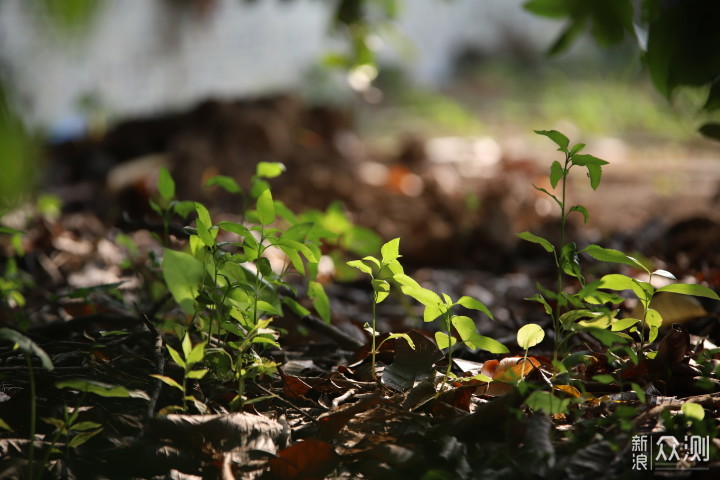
[149,167,196,246]
[394,274,508,393]
[151,332,208,413]
[0,328,54,480]
[346,238,411,381]
[518,130,609,369]
[517,323,545,378]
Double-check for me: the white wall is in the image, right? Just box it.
[0,0,561,131]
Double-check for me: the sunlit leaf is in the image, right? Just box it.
[162,248,205,314]
[657,283,720,300]
[401,285,442,308]
[346,259,372,275]
[451,316,476,343]
[256,188,275,226]
[380,237,400,264]
[434,331,457,350]
[166,345,186,369]
[256,161,286,179]
[467,334,509,354]
[457,296,494,320]
[149,374,184,392]
[681,402,705,421]
[517,323,545,350]
[611,317,640,331]
[582,245,647,272]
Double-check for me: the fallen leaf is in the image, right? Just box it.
[268,440,338,480]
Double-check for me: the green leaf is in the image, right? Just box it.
[186,369,209,379]
[181,333,192,359]
[652,269,676,280]
[611,318,640,331]
[67,428,103,449]
[69,421,103,432]
[532,185,562,207]
[598,274,651,301]
[593,374,616,384]
[256,188,275,226]
[217,221,251,237]
[586,327,630,347]
[583,245,647,271]
[204,175,240,193]
[393,273,420,288]
[451,316,477,343]
[362,256,382,270]
[681,402,705,421]
[560,242,583,281]
[373,279,390,303]
[524,0,573,18]
[526,294,553,315]
[586,163,602,190]
[347,259,372,275]
[569,205,589,224]
[0,328,54,371]
[166,345,186,369]
[517,323,545,350]
[401,285,442,307]
[282,296,310,317]
[280,246,305,275]
[570,143,586,155]
[157,167,175,201]
[467,334,509,354]
[55,379,150,400]
[256,162,286,179]
[699,123,720,142]
[194,203,215,247]
[457,296,494,320]
[549,160,564,188]
[525,390,569,415]
[657,283,720,301]
[380,237,401,264]
[186,342,206,367]
[423,305,443,323]
[645,308,662,343]
[162,248,205,314]
[434,331,457,350]
[571,154,609,167]
[0,418,13,432]
[534,129,569,151]
[386,333,415,350]
[308,281,331,324]
[517,231,555,253]
[149,374,184,392]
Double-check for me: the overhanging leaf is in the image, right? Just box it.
[534,129,569,151]
[457,295,494,320]
[517,231,555,253]
[0,328,54,371]
[56,379,150,400]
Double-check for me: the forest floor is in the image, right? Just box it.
[1,88,720,479]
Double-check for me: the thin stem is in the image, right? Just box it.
[437,313,453,397]
[370,292,378,382]
[26,354,36,480]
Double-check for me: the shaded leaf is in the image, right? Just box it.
[56,379,150,400]
[204,175,240,193]
[0,328,54,371]
[549,160,564,188]
[383,330,444,392]
[157,167,175,201]
[162,248,205,314]
[517,231,555,253]
[534,129,569,151]
[308,281,331,324]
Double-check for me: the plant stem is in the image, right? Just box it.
[26,354,36,480]
[370,292,378,381]
[438,313,453,396]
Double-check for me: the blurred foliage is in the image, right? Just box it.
[0,85,37,209]
[524,0,720,140]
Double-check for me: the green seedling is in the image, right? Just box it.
[518,129,609,369]
[149,166,196,246]
[347,238,415,381]
[588,250,720,354]
[517,323,544,378]
[0,328,54,480]
[394,274,507,394]
[151,333,208,413]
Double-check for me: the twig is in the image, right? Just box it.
[299,313,364,350]
[141,314,164,420]
[254,382,318,426]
